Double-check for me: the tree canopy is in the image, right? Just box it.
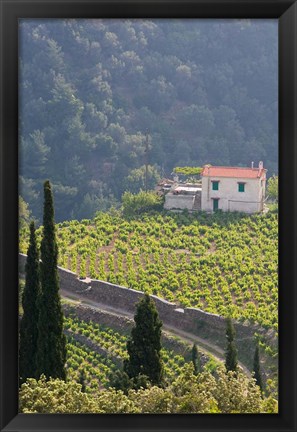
[124,294,164,386]
[225,318,238,373]
[267,175,278,202]
[19,365,278,414]
[122,190,163,216]
[173,167,202,176]
[36,181,67,380]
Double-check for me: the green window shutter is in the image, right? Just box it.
[238,183,245,192]
[212,181,219,191]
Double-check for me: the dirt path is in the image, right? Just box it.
[61,288,251,377]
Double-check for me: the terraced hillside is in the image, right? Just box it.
[19,210,278,330]
[64,312,210,393]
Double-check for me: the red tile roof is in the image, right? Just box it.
[201,165,266,179]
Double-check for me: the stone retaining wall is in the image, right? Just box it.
[19,253,273,370]
[63,303,133,334]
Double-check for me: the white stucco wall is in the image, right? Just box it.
[164,194,195,210]
[201,176,266,213]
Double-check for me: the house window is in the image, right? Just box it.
[238,182,245,192]
[212,181,219,191]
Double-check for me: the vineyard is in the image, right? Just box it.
[19,210,278,330]
[64,315,199,392]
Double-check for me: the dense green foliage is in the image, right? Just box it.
[19,222,40,382]
[20,375,98,413]
[20,211,278,330]
[122,190,163,216]
[19,196,31,230]
[124,294,164,386]
[36,181,66,379]
[123,165,161,194]
[225,318,238,372]
[173,166,202,176]
[267,175,278,202]
[19,19,277,221]
[19,364,278,414]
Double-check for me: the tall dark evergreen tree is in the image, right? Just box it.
[36,180,66,380]
[124,294,164,386]
[253,343,263,392]
[79,368,86,393]
[225,317,238,373]
[19,221,40,382]
[192,343,201,375]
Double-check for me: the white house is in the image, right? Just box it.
[201,162,267,213]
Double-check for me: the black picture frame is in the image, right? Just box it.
[1,1,296,431]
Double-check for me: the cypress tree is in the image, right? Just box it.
[36,180,66,380]
[253,343,263,392]
[124,294,164,386]
[192,343,201,375]
[225,317,238,373]
[19,221,40,382]
[109,369,131,394]
[79,368,86,393]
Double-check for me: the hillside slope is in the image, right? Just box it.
[20,210,278,330]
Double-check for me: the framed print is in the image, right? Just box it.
[0,0,296,431]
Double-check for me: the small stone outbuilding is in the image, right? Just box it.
[164,184,201,211]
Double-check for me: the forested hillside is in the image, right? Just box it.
[19,19,277,221]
